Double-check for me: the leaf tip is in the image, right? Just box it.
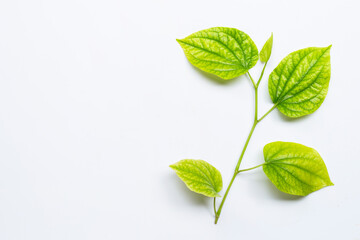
[324,44,332,51]
[320,45,332,58]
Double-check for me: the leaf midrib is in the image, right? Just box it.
[280,64,327,104]
[185,161,219,190]
[179,39,236,64]
[276,47,330,104]
[270,161,328,183]
[268,164,314,188]
[189,36,245,67]
[186,50,239,67]
[273,50,312,101]
[206,29,248,67]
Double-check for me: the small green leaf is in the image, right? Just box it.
[177,27,259,80]
[260,33,273,62]
[263,142,333,196]
[170,159,223,197]
[268,46,331,117]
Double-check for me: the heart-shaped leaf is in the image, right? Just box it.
[177,27,259,80]
[170,159,223,197]
[263,141,333,196]
[268,46,331,117]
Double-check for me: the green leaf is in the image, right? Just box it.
[268,46,331,118]
[177,27,259,80]
[170,159,223,197]
[263,142,333,196]
[260,33,273,62]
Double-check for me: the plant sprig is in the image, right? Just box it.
[171,27,333,224]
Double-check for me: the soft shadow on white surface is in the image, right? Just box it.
[263,180,303,200]
[240,171,304,201]
[163,173,213,215]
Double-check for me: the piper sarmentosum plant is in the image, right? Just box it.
[170,27,333,224]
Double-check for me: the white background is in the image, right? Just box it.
[0,0,359,239]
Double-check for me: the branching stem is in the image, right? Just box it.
[256,61,267,88]
[258,104,278,123]
[236,163,267,174]
[247,72,257,88]
[214,62,275,224]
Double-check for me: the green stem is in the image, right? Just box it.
[256,61,268,88]
[247,72,256,88]
[237,163,267,174]
[215,112,258,224]
[213,197,216,216]
[215,73,259,224]
[258,103,277,123]
[235,114,257,171]
[214,166,237,224]
[215,64,276,224]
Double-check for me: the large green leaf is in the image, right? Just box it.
[170,159,223,197]
[260,33,273,62]
[263,142,333,196]
[268,46,331,117]
[177,27,259,80]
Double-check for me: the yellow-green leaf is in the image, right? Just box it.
[260,33,273,62]
[177,27,259,80]
[263,142,333,196]
[170,159,223,197]
[268,46,331,118]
